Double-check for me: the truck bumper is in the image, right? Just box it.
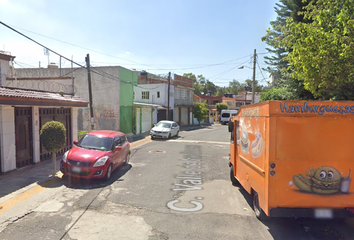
[269,208,354,219]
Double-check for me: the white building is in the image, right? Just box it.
[0,52,88,173]
[133,72,193,133]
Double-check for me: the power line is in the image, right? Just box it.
[7,23,153,68]
[6,24,259,72]
[0,21,87,69]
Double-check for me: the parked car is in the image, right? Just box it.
[150,120,180,139]
[60,130,130,181]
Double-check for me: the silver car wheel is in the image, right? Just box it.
[104,164,112,181]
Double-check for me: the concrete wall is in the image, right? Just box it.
[120,67,137,134]
[0,106,16,172]
[134,84,175,108]
[15,67,122,131]
[32,106,40,164]
[0,58,12,85]
[136,108,141,134]
[174,86,193,107]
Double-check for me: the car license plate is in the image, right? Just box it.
[314,209,333,219]
[72,166,81,173]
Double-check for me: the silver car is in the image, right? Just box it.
[150,120,180,139]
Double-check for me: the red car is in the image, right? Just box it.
[60,130,130,180]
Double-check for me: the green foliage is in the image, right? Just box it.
[260,87,295,101]
[78,130,88,141]
[263,0,312,99]
[192,102,209,125]
[283,0,354,100]
[216,103,228,113]
[184,73,218,96]
[40,121,66,153]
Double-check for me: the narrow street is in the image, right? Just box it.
[0,124,354,240]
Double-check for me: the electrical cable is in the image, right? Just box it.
[6,23,153,68]
[0,21,86,69]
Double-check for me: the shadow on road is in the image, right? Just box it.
[233,184,351,240]
[62,163,132,189]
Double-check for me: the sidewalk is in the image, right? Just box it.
[0,124,210,203]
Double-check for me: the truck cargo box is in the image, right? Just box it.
[229,101,354,220]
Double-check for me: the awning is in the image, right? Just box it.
[133,102,163,108]
[0,87,88,107]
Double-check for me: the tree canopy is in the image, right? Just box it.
[192,102,209,125]
[262,0,314,100]
[282,0,354,100]
[216,103,228,113]
[40,121,66,175]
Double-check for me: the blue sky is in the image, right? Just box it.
[0,0,279,87]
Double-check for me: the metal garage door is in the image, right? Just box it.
[15,107,33,168]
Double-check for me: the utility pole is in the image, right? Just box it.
[85,54,94,130]
[167,72,171,120]
[252,49,257,104]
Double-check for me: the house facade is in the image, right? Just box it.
[173,74,193,126]
[0,52,88,173]
[13,65,137,133]
[235,91,261,106]
[133,72,193,133]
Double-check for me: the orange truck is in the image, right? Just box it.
[228,100,354,220]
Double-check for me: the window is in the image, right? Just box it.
[157,91,160,98]
[175,89,181,99]
[181,90,187,100]
[142,91,150,99]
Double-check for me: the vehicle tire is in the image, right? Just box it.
[175,131,179,138]
[124,153,130,165]
[104,163,113,181]
[151,135,155,140]
[168,133,171,139]
[230,164,239,186]
[253,191,269,221]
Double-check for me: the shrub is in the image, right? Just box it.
[40,121,66,175]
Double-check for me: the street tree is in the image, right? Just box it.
[216,103,228,113]
[262,0,313,100]
[260,87,295,101]
[192,102,209,125]
[183,73,218,96]
[283,0,354,100]
[40,121,66,175]
[227,79,243,95]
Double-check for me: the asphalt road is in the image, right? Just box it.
[0,124,353,240]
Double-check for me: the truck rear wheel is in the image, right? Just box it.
[253,191,269,221]
[230,164,239,186]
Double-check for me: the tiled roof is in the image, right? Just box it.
[0,87,88,106]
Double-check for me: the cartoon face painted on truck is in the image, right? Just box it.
[293,166,351,195]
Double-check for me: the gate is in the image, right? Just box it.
[39,108,72,160]
[15,107,33,168]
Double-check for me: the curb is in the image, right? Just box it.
[0,136,151,215]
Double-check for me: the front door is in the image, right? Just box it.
[15,107,33,168]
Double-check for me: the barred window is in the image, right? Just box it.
[181,90,187,100]
[142,91,150,99]
[175,89,181,99]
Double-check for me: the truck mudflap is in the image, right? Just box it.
[269,208,354,219]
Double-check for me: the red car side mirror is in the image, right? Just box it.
[73,140,78,145]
